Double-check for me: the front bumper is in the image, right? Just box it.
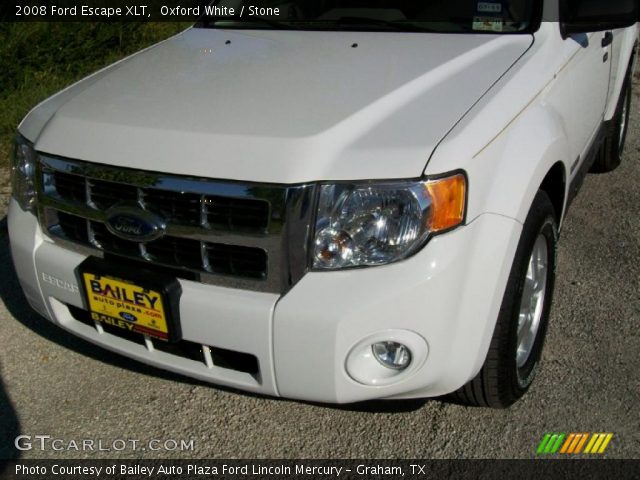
[9,198,522,403]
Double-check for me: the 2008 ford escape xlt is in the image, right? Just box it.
[9,1,639,407]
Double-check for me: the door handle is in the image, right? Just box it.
[602,31,613,48]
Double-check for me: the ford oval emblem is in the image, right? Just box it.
[119,312,138,323]
[105,206,167,242]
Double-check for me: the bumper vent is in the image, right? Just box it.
[68,305,260,376]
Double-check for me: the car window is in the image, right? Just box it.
[197,0,540,33]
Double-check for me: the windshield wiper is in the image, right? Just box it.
[197,15,438,32]
[199,16,293,29]
[327,17,435,32]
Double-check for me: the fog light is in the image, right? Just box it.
[372,342,411,370]
[346,331,427,386]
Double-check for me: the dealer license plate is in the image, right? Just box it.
[82,272,171,341]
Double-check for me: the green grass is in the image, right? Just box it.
[0,22,190,168]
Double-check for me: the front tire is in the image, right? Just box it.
[450,191,558,408]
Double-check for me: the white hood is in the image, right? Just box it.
[24,28,532,183]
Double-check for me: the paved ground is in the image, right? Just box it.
[0,75,638,461]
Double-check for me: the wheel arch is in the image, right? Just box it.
[459,103,572,227]
[539,161,567,227]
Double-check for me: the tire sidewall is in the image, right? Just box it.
[451,192,559,408]
[614,75,632,159]
[514,219,557,390]
[590,71,632,173]
[505,197,558,397]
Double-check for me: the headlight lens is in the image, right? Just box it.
[11,134,37,211]
[312,174,466,270]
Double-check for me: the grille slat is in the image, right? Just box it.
[204,243,267,279]
[51,171,270,233]
[47,170,271,279]
[54,212,267,279]
[39,155,312,293]
[89,179,138,210]
[57,211,89,243]
[146,237,204,271]
[53,172,86,203]
[204,195,269,231]
[143,189,202,225]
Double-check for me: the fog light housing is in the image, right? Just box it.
[372,342,411,370]
[345,330,428,386]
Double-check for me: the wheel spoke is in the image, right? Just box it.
[523,275,536,301]
[516,234,549,368]
[517,313,533,345]
[619,88,629,149]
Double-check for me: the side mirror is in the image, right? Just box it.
[561,0,638,36]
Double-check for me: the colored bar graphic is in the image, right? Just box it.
[537,434,552,454]
[551,434,565,454]
[544,434,559,454]
[537,433,565,454]
[574,434,589,454]
[584,434,598,454]
[560,434,575,454]
[537,433,614,455]
[598,434,613,454]
[568,434,582,453]
[584,433,614,454]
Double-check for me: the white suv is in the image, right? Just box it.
[9,1,639,407]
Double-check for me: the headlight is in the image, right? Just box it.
[312,173,466,270]
[11,134,37,211]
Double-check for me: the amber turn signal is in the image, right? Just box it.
[425,174,466,232]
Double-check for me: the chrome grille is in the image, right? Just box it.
[37,155,315,293]
[51,170,271,232]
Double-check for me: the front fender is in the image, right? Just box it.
[428,101,571,227]
[466,104,571,225]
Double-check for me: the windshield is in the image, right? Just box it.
[196,0,541,33]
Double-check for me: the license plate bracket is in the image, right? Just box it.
[77,257,182,343]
